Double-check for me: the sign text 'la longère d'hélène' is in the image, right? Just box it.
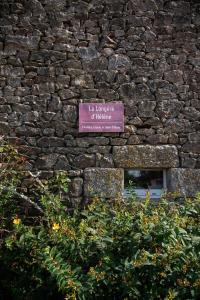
[79,103,124,132]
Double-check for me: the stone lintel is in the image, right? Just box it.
[167,168,200,197]
[113,145,179,168]
[84,168,124,198]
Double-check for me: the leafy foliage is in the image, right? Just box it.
[0,141,200,299]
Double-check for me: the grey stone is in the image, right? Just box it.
[164,70,183,84]
[147,134,168,144]
[35,154,60,170]
[73,74,94,88]
[87,146,111,154]
[59,89,79,100]
[156,100,183,119]
[69,177,83,197]
[0,122,10,134]
[167,168,200,197]
[0,105,12,113]
[54,155,70,170]
[189,133,200,142]
[108,55,131,70]
[97,154,114,168]
[181,153,196,168]
[127,135,141,144]
[84,168,124,198]
[28,0,45,15]
[76,137,109,147]
[98,88,119,100]
[182,143,200,154]
[110,138,126,146]
[138,101,156,117]
[37,137,64,147]
[78,46,100,60]
[63,106,77,123]
[73,154,96,168]
[113,145,179,168]
[6,36,40,50]
[120,83,136,99]
[81,89,98,98]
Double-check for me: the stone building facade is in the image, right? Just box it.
[0,0,200,202]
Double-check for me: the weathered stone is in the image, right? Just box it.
[189,132,200,142]
[1,0,200,199]
[59,89,79,100]
[73,154,96,168]
[94,70,116,83]
[78,46,100,60]
[138,101,156,117]
[97,154,114,168]
[120,83,136,99]
[81,89,98,98]
[113,145,179,168]
[110,138,126,146]
[0,122,10,134]
[54,155,70,170]
[167,168,200,197]
[181,153,196,168]
[108,55,131,70]
[156,100,184,119]
[63,106,77,123]
[69,177,83,197]
[76,137,109,147]
[147,134,168,144]
[28,0,45,15]
[164,70,183,84]
[84,168,123,198]
[73,74,94,88]
[127,135,141,144]
[37,137,64,147]
[87,146,111,154]
[35,154,60,170]
[182,142,200,153]
[6,36,40,50]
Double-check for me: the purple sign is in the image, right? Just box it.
[79,102,124,132]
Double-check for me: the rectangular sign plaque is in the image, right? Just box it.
[79,102,124,132]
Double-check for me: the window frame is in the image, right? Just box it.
[123,169,167,200]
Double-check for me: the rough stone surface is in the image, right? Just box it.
[69,178,83,197]
[113,146,179,168]
[0,0,200,198]
[84,168,124,198]
[167,169,200,197]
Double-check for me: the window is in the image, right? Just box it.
[124,169,167,199]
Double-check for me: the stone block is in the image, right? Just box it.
[6,35,40,50]
[108,55,131,70]
[63,105,77,123]
[84,168,124,198]
[69,177,83,197]
[73,154,96,168]
[78,46,100,60]
[37,137,64,147]
[182,143,200,153]
[113,145,179,168]
[35,154,60,170]
[167,168,200,197]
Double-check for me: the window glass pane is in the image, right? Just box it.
[124,169,164,199]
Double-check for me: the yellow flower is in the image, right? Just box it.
[160,272,167,278]
[52,223,60,231]
[13,218,21,225]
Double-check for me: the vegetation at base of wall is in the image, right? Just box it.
[0,142,200,300]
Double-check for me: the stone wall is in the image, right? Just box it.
[0,0,200,200]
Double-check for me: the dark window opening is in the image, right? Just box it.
[124,169,166,199]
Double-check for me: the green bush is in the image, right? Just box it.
[0,142,200,299]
